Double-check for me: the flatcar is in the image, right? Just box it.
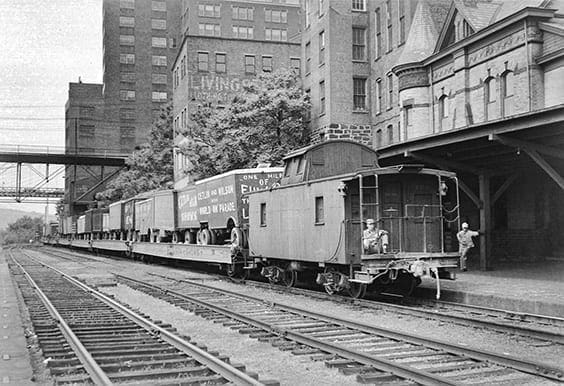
[55,140,460,298]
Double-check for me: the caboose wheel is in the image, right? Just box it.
[282,269,297,288]
[348,282,367,299]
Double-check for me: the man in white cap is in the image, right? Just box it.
[457,222,479,271]
[363,219,389,254]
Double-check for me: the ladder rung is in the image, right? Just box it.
[361,186,378,189]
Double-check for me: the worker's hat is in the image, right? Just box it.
[462,222,469,229]
[366,219,375,224]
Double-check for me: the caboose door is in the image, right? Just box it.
[404,176,442,253]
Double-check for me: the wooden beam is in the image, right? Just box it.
[492,173,519,204]
[406,151,483,175]
[458,179,482,209]
[525,150,564,191]
[479,174,491,271]
[490,134,564,160]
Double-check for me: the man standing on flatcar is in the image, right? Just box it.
[363,219,389,254]
[457,222,479,271]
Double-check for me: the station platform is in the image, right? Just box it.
[417,256,564,317]
[0,249,34,385]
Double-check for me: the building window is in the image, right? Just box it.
[319,31,325,64]
[151,91,167,102]
[151,1,166,12]
[198,52,209,72]
[120,0,135,9]
[387,124,394,144]
[352,27,366,61]
[199,23,221,36]
[152,55,167,66]
[120,90,136,101]
[215,53,226,72]
[375,8,382,59]
[198,4,220,18]
[485,76,496,103]
[260,203,267,226]
[315,196,324,224]
[305,41,311,74]
[169,38,177,48]
[262,56,273,72]
[501,71,513,99]
[305,0,311,28]
[151,19,166,30]
[151,37,167,48]
[233,6,254,21]
[352,0,365,11]
[265,28,287,41]
[120,108,136,120]
[319,80,326,116]
[399,0,406,44]
[119,35,135,46]
[121,72,136,83]
[119,53,135,64]
[404,105,412,129]
[119,16,135,27]
[439,95,449,118]
[353,78,367,110]
[376,78,382,114]
[265,9,287,23]
[386,0,392,51]
[233,25,254,39]
[387,74,393,109]
[245,55,255,74]
[290,57,301,75]
[305,88,311,121]
[152,73,167,84]
[319,0,324,17]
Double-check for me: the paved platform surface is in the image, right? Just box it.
[417,257,564,317]
[0,249,34,385]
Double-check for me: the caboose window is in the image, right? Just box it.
[315,196,324,224]
[297,157,305,174]
[260,203,267,226]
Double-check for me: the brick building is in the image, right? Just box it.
[172,0,302,188]
[102,0,181,151]
[304,0,564,266]
[302,0,422,145]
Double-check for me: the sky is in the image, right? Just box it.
[0,0,102,214]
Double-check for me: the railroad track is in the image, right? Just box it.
[116,273,564,385]
[7,249,275,385]
[42,245,564,345]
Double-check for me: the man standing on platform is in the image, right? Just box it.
[457,222,479,271]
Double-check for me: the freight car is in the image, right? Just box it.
[248,141,460,297]
[55,140,460,298]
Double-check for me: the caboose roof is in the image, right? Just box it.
[282,140,378,161]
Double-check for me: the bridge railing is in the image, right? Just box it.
[0,144,130,158]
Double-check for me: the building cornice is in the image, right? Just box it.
[424,7,556,67]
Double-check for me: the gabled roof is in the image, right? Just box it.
[454,0,502,31]
[397,0,451,65]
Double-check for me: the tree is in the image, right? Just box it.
[1,216,43,245]
[178,69,310,180]
[96,103,174,202]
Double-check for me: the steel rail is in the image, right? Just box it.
[8,251,113,386]
[20,251,265,386]
[141,274,564,382]
[116,275,458,386]
[220,273,564,344]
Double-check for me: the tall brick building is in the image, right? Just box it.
[102,0,181,151]
[304,0,564,265]
[65,0,182,216]
[172,0,302,188]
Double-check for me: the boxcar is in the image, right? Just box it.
[175,185,199,243]
[77,215,86,237]
[109,201,124,239]
[134,198,154,242]
[153,189,177,242]
[191,167,283,246]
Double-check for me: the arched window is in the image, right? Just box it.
[387,124,394,145]
[439,95,449,119]
[501,71,513,99]
[484,77,496,103]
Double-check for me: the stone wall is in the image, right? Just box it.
[310,123,372,145]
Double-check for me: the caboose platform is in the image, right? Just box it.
[415,257,564,317]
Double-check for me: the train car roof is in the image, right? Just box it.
[282,139,377,161]
[194,167,284,185]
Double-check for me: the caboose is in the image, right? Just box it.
[248,140,460,298]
